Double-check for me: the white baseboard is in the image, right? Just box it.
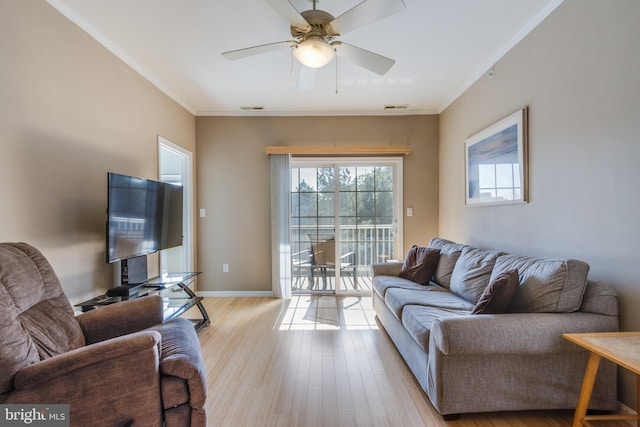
[197,291,274,298]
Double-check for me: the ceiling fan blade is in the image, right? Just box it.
[264,0,311,32]
[327,0,406,36]
[333,42,395,75]
[295,65,316,92]
[222,41,294,60]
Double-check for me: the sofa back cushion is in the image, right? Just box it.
[490,254,589,313]
[427,238,467,288]
[449,246,504,304]
[0,243,85,402]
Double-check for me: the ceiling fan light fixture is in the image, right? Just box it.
[294,38,334,68]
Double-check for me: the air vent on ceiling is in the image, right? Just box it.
[384,104,409,110]
[240,106,264,111]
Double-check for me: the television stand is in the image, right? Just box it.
[75,272,210,332]
[106,283,145,297]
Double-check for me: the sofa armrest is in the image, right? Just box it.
[149,318,208,408]
[13,331,161,389]
[431,312,619,356]
[372,262,403,277]
[76,295,164,344]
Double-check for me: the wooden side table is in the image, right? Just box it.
[563,332,640,427]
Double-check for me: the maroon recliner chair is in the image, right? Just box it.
[0,242,207,427]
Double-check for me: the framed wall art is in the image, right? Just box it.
[465,107,528,206]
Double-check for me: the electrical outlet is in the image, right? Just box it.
[223,263,229,273]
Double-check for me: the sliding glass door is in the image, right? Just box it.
[291,157,403,295]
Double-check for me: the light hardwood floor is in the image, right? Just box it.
[196,296,621,427]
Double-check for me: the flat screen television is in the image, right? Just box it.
[106,172,183,263]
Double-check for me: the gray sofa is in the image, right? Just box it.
[372,237,619,418]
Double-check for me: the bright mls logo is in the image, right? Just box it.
[0,405,69,426]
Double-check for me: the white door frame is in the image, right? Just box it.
[158,136,194,273]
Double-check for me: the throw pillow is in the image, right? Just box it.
[471,269,519,314]
[399,246,440,285]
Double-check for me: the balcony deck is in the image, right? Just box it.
[292,269,373,294]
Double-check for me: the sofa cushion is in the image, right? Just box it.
[372,275,447,299]
[384,288,474,320]
[449,247,504,304]
[399,246,440,285]
[428,238,467,288]
[0,290,40,402]
[491,255,589,313]
[17,297,86,359]
[471,269,519,314]
[401,305,470,352]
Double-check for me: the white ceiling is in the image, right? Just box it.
[48,0,563,116]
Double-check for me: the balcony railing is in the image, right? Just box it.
[292,224,395,267]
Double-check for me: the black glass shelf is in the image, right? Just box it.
[75,272,210,332]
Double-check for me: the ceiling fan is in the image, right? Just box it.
[221,0,406,76]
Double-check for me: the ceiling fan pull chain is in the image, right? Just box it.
[335,51,339,94]
[290,46,295,75]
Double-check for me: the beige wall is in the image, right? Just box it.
[196,115,438,293]
[0,1,195,302]
[439,0,640,408]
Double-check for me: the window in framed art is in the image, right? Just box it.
[465,107,528,206]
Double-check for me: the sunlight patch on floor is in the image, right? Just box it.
[277,295,379,331]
